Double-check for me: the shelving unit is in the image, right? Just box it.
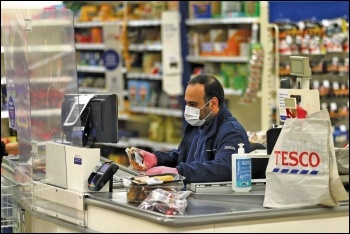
[185,1,274,132]
[66,1,184,162]
[275,18,349,148]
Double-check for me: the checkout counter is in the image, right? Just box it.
[1,156,349,233]
[1,8,349,233]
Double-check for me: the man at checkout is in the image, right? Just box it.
[129,74,250,184]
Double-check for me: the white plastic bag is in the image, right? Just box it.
[263,110,348,208]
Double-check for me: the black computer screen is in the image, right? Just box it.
[61,94,118,147]
[88,94,118,145]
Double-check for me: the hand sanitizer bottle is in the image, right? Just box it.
[232,143,252,192]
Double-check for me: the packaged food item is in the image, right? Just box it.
[125,147,147,171]
[124,176,185,204]
[138,188,192,215]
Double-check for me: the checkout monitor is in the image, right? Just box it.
[61,94,118,147]
[289,56,312,77]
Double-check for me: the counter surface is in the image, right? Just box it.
[86,189,349,227]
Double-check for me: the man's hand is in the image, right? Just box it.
[145,166,178,175]
[139,150,157,169]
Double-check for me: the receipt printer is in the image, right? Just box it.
[88,162,119,191]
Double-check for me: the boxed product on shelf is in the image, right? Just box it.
[215,72,228,88]
[226,29,251,56]
[138,81,152,107]
[77,5,98,22]
[164,116,183,144]
[191,2,211,19]
[220,63,247,91]
[229,63,248,91]
[127,80,152,107]
[151,2,167,19]
[93,77,105,89]
[148,115,165,142]
[128,80,140,106]
[210,29,228,55]
[221,1,243,18]
[244,1,260,17]
[142,52,161,73]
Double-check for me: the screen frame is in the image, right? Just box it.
[289,56,312,77]
[61,94,118,147]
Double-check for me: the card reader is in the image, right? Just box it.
[88,161,119,191]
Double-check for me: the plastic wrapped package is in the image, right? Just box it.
[138,188,192,215]
[123,175,185,204]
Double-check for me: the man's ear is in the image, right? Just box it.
[211,97,219,109]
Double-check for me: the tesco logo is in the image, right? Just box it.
[274,151,321,167]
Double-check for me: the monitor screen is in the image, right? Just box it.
[290,59,304,74]
[289,56,311,77]
[61,94,118,147]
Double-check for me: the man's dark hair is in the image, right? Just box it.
[187,74,225,106]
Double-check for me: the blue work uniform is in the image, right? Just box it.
[153,104,250,184]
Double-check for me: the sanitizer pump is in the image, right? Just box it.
[232,143,252,192]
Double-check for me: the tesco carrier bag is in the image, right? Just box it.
[263,110,348,208]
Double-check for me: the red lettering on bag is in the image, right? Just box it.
[274,150,320,167]
[289,151,298,166]
[309,152,320,167]
[275,151,280,164]
[281,151,288,165]
[300,152,308,167]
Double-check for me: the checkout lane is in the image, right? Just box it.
[85,188,349,227]
[1,155,349,233]
[84,158,349,231]
[83,161,349,232]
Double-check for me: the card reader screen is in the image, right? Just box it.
[99,163,110,173]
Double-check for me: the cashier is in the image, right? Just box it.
[136,74,250,184]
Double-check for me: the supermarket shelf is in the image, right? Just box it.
[186,55,249,63]
[75,43,162,51]
[118,113,129,120]
[75,43,104,50]
[129,106,182,117]
[31,108,61,117]
[74,20,122,28]
[128,43,162,51]
[3,45,74,53]
[224,89,243,96]
[30,76,74,84]
[30,45,74,52]
[279,51,349,58]
[77,65,127,73]
[79,87,108,94]
[8,108,61,118]
[79,88,128,97]
[99,137,178,151]
[74,19,161,28]
[186,17,260,26]
[126,73,162,80]
[77,65,106,73]
[32,19,72,27]
[127,19,161,27]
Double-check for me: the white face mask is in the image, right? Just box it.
[184,100,212,126]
